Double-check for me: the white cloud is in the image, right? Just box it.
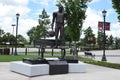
[83,7,120,38]
[83,7,102,37]
[0,0,30,18]
[106,22,120,37]
[112,22,120,29]
[106,30,120,38]
[83,7,102,28]
[18,19,38,39]
[106,8,116,17]
[0,0,31,39]
[0,0,28,6]
[31,0,56,6]
[0,17,13,33]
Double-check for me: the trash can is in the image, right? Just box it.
[0,48,3,55]
[4,48,10,55]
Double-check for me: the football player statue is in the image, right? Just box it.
[51,6,67,47]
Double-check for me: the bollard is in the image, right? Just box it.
[25,48,27,55]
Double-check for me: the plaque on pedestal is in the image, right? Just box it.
[48,61,68,75]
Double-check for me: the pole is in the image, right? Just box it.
[14,13,20,55]
[11,24,15,55]
[102,14,107,61]
[11,24,15,36]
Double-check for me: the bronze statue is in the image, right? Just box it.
[51,6,67,47]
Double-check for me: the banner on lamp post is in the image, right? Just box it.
[98,21,110,31]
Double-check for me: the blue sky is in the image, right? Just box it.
[88,0,118,23]
[83,0,119,38]
[0,0,119,39]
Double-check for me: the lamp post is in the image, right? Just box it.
[14,13,20,55]
[101,10,107,61]
[11,24,15,55]
[11,24,15,36]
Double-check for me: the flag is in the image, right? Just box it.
[98,21,110,31]
[98,22,103,30]
[105,22,110,31]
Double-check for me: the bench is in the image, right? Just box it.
[84,52,95,59]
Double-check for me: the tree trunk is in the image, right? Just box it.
[73,41,78,58]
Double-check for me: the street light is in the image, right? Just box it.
[11,24,15,36]
[11,24,16,55]
[101,10,107,61]
[14,13,20,55]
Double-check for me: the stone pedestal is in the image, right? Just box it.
[10,60,86,76]
[10,61,49,76]
[69,62,86,73]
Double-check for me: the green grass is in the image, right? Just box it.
[78,57,120,69]
[0,55,39,62]
[0,52,61,62]
[1,53,120,70]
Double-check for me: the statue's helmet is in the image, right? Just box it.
[58,5,63,12]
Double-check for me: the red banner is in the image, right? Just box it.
[105,22,110,30]
[98,22,103,30]
[98,22,110,31]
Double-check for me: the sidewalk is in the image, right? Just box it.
[0,62,120,80]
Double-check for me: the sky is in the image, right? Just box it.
[0,0,119,40]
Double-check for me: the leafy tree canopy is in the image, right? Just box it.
[27,9,50,44]
[112,0,120,22]
[57,0,90,41]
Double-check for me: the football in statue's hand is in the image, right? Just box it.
[49,31,55,37]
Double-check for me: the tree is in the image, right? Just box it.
[112,0,120,22]
[0,29,5,44]
[38,9,50,39]
[2,32,26,46]
[83,26,95,46]
[0,29,4,37]
[57,0,90,56]
[17,34,27,45]
[97,31,104,49]
[0,28,26,46]
[97,31,108,49]
[107,35,114,48]
[64,26,72,47]
[114,37,120,49]
[2,32,15,45]
[9,35,16,45]
[27,27,36,44]
[27,9,50,44]
[2,33,12,43]
[57,0,89,41]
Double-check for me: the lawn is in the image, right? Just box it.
[78,57,120,70]
[0,52,62,62]
[1,53,120,70]
[0,55,39,62]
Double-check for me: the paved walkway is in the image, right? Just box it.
[0,62,120,80]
